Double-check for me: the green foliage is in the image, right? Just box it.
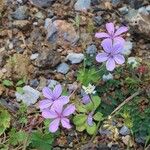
[9,128,28,146]
[77,68,100,86]
[73,95,103,135]
[125,77,140,89]
[0,107,11,135]
[30,131,56,150]
[2,80,13,87]
[71,13,80,29]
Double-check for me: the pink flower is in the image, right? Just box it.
[96,39,125,71]
[95,22,128,44]
[42,104,75,133]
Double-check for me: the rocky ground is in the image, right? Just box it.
[0,0,150,150]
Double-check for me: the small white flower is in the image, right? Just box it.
[127,57,139,68]
[82,84,96,94]
[102,73,113,81]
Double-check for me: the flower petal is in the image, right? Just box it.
[39,99,52,110]
[61,118,71,129]
[63,104,75,116]
[51,102,64,114]
[96,53,109,63]
[101,39,113,53]
[82,95,91,104]
[114,37,125,45]
[112,43,124,54]
[95,32,110,38]
[113,54,125,64]
[42,87,53,99]
[106,22,115,35]
[49,118,60,133]
[57,96,69,105]
[87,113,93,126]
[53,84,62,99]
[114,26,128,36]
[42,109,57,119]
[106,58,116,71]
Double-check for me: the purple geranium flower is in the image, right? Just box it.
[95,22,128,44]
[82,94,91,104]
[42,104,75,133]
[39,84,69,110]
[87,112,94,126]
[96,39,125,71]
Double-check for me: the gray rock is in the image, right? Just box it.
[30,79,39,88]
[119,126,130,136]
[66,53,84,64]
[35,11,45,19]
[15,86,41,106]
[146,5,150,13]
[74,0,91,11]
[93,16,103,26]
[125,9,138,21]
[121,41,133,56]
[30,0,56,8]
[138,7,149,15]
[99,128,111,136]
[91,0,101,5]
[47,79,59,89]
[119,6,129,15]
[57,63,69,74]
[86,44,97,55]
[111,0,121,6]
[135,136,145,144]
[12,6,28,20]
[30,53,39,60]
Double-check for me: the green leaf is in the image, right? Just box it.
[85,102,94,112]
[16,79,25,86]
[30,131,56,150]
[16,87,24,94]
[86,122,97,135]
[91,95,101,109]
[2,80,13,87]
[76,105,87,113]
[93,112,103,121]
[0,107,11,135]
[73,114,87,126]
[76,123,86,132]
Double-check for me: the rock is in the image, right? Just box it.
[30,53,39,60]
[119,126,130,136]
[0,50,7,68]
[29,0,56,8]
[74,0,91,11]
[12,6,28,20]
[91,0,101,5]
[121,41,133,56]
[111,0,121,7]
[138,7,149,15]
[86,44,97,55]
[102,73,113,81]
[122,135,134,147]
[66,53,84,64]
[146,5,150,13]
[47,79,59,89]
[38,77,47,91]
[135,136,145,145]
[33,47,61,68]
[35,11,45,19]
[45,19,79,45]
[99,128,111,136]
[12,20,31,30]
[15,86,41,106]
[118,6,129,15]
[56,63,69,74]
[29,79,39,88]
[93,16,104,26]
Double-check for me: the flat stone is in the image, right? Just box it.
[30,53,39,60]
[57,63,69,74]
[15,86,41,106]
[47,79,59,89]
[29,79,39,88]
[74,0,91,11]
[121,41,133,56]
[119,126,130,136]
[86,44,97,55]
[66,53,84,64]
[119,6,129,15]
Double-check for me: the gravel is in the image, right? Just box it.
[66,53,84,64]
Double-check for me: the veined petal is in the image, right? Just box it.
[42,109,57,119]
[106,58,116,71]
[42,87,53,99]
[106,22,115,35]
[95,32,110,38]
[61,118,71,129]
[87,113,93,126]
[51,102,64,114]
[114,26,128,36]
[101,39,113,53]
[112,43,124,54]
[63,104,75,116]
[49,118,60,133]
[114,54,125,64]
[53,84,62,99]
[39,99,52,110]
[114,37,125,45]
[57,96,69,105]
[96,53,109,62]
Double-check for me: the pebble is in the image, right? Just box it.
[66,53,84,64]
[15,86,41,106]
[74,0,91,11]
[93,16,103,26]
[102,73,113,81]
[30,53,39,60]
[12,6,28,20]
[86,44,97,55]
[138,7,149,15]
[146,5,150,13]
[119,126,130,136]
[47,79,59,89]
[35,11,45,19]
[111,0,121,7]
[135,136,145,145]
[29,79,39,88]
[121,41,133,56]
[56,63,69,74]
[118,6,129,15]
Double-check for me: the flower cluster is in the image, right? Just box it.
[95,22,128,71]
[39,84,75,133]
